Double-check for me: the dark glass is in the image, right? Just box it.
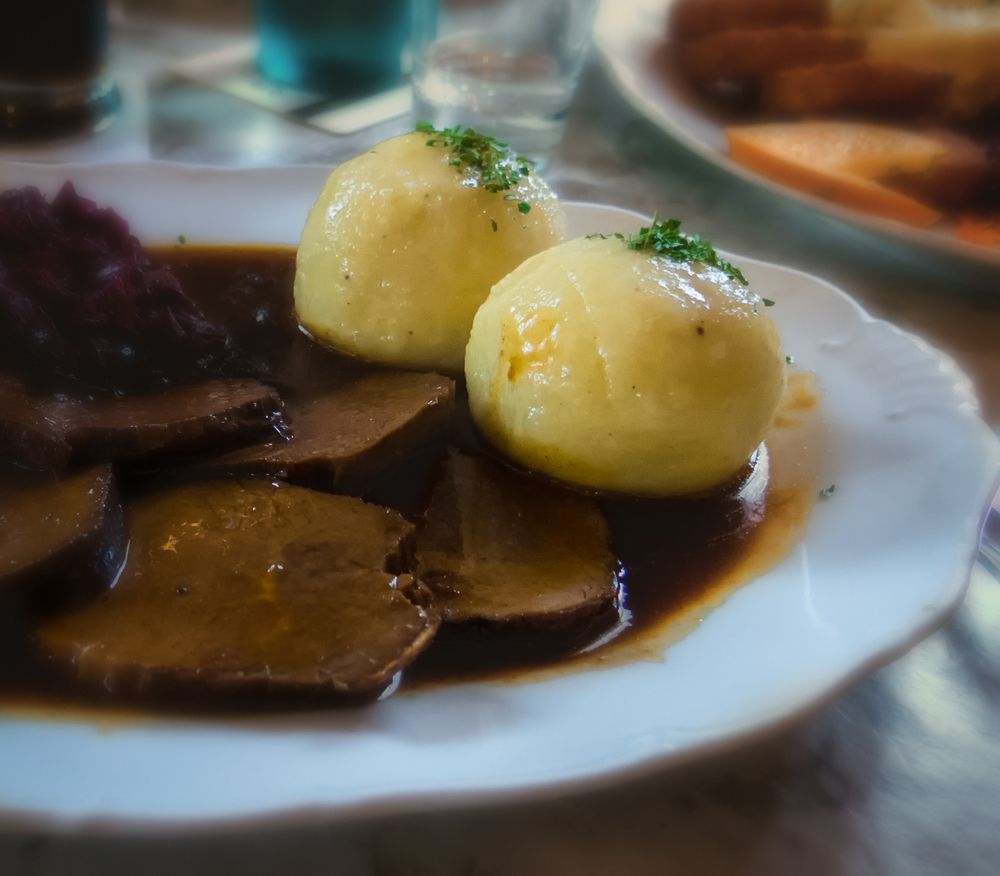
[0,0,119,140]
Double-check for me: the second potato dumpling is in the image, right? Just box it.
[294,127,566,373]
[465,226,787,496]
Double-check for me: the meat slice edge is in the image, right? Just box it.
[0,464,127,611]
[54,378,288,465]
[0,376,71,472]
[415,451,619,629]
[199,371,454,492]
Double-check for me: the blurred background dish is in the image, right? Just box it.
[595,0,1000,267]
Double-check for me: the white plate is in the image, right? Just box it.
[594,0,1000,267]
[0,161,996,831]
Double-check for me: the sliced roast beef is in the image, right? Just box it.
[55,378,287,465]
[415,452,618,629]
[0,376,70,472]
[199,371,454,492]
[39,480,439,700]
[0,465,126,610]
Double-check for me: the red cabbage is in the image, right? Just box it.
[0,183,239,394]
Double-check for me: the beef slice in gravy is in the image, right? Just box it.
[200,371,454,492]
[0,376,71,472]
[39,479,439,700]
[0,465,126,610]
[416,451,618,629]
[56,379,287,464]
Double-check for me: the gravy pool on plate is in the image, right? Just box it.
[0,164,820,716]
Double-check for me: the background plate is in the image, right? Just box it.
[594,0,1000,268]
[0,162,996,830]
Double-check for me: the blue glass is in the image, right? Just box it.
[254,0,411,95]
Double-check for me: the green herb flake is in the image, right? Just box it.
[177,234,187,244]
[762,297,776,307]
[785,354,795,365]
[491,219,498,232]
[819,484,837,499]
[518,201,531,215]
[416,121,534,208]
[623,216,748,286]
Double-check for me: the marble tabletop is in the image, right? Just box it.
[1,9,998,875]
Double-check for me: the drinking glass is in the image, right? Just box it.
[0,0,119,141]
[411,0,598,162]
[254,0,412,96]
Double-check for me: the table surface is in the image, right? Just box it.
[1,10,999,875]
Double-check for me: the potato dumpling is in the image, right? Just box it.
[464,234,786,496]
[294,130,566,373]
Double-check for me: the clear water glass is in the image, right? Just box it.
[411,0,598,163]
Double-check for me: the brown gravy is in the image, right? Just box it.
[0,245,822,719]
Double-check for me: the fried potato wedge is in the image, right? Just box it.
[761,59,952,118]
[679,26,863,85]
[670,0,828,42]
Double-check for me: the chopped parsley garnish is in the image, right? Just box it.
[504,193,532,213]
[177,234,187,244]
[623,217,748,286]
[785,354,795,365]
[819,484,837,499]
[762,297,775,307]
[416,121,534,201]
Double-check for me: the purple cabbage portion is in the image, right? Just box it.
[0,183,239,394]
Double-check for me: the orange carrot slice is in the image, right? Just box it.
[727,122,944,227]
[955,214,1000,248]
